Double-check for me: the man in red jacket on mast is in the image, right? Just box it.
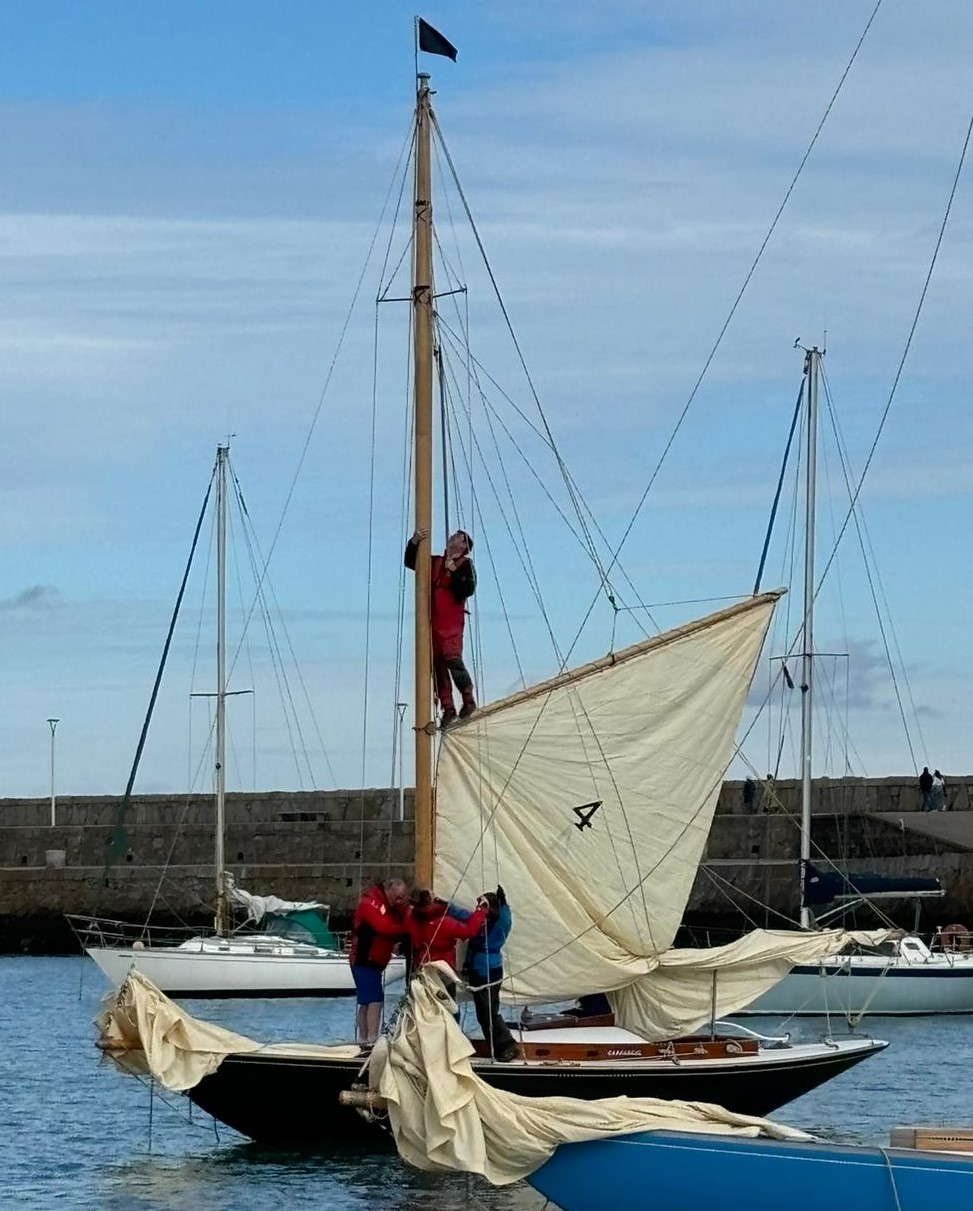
[405,526,477,727]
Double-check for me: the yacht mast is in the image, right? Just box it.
[413,73,435,887]
[799,349,821,929]
[214,442,229,934]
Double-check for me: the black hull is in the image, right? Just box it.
[188,1042,885,1145]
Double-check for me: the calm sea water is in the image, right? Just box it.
[3,956,973,1210]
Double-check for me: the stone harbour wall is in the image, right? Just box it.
[2,776,972,952]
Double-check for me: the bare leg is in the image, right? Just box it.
[365,1002,383,1044]
[356,1005,369,1045]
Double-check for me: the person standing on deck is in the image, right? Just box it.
[464,886,519,1062]
[406,889,487,976]
[349,877,409,1049]
[405,526,477,727]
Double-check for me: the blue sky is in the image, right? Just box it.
[3,1,972,797]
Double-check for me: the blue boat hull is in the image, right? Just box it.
[528,1129,973,1211]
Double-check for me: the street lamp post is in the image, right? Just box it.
[46,718,59,827]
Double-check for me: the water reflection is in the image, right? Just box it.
[97,1143,548,1211]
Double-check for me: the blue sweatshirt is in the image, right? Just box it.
[464,904,512,980]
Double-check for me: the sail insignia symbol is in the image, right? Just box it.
[572,800,603,831]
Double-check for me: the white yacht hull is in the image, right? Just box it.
[86,939,407,998]
[739,952,973,1016]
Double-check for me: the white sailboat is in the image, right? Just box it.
[738,350,973,1017]
[73,444,405,997]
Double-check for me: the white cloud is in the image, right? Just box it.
[3,4,973,792]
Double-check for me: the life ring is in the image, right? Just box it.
[938,924,971,952]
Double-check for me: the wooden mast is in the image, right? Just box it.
[413,72,435,887]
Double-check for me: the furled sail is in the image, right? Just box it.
[434,592,781,1007]
[370,964,809,1187]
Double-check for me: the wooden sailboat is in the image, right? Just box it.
[94,65,890,1141]
[73,444,405,997]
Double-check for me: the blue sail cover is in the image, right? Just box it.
[804,863,942,907]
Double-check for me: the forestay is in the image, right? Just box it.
[435,593,781,1007]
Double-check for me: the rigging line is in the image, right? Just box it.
[429,112,607,584]
[436,320,636,623]
[237,519,308,788]
[817,414,854,777]
[229,122,416,687]
[432,216,468,309]
[700,864,789,931]
[451,354,559,649]
[442,402,528,689]
[567,689,659,948]
[431,320,611,599]
[827,420,928,772]
[449,630,784,985]
[224,504,249,791]
[230,469,328,787]
[559,0,887,665]
[228,470,305,784]
[440,350,564,664]
[773,414,806,778]
[187,498,216,789]
[105,467,215,883]
[359,298,382,877]
[432,134,471,296]
[812,101,973,633]
[437,346,452,535]
[753,377,806,595]
[436,320,655,636]
[821,366,927,767]
[389,317,416,785]
[377,115,418,300]
[737,751,901,929]
[433,312,630,600]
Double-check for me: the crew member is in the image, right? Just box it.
[464,886,519,1061]
[405,527,476,727]
[349,876,409,1048]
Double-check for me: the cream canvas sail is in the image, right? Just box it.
[370,964,810,1186]
[434,592,781,1006]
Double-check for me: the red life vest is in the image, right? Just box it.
[350,884,407,969]
[408,901,487,970]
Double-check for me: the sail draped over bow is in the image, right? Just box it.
[435,592,781,1011]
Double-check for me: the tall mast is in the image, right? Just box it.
[413,73,435,887]
[798,348,820,929]
[214,442,229,934]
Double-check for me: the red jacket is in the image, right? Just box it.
[404,539,476,658]
[350,884,407,969]
[430,555,468,651]
[408,900,488,971]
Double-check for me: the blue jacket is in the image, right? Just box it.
[464,904,512,980]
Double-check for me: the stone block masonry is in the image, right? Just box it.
[0,788,414,952]
[2,776,973,953]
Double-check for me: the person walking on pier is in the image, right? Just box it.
[918,766,934,811]
[349,877,410,1049]
[931,770,947,812]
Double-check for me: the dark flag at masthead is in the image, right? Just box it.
[418,18,457,61]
